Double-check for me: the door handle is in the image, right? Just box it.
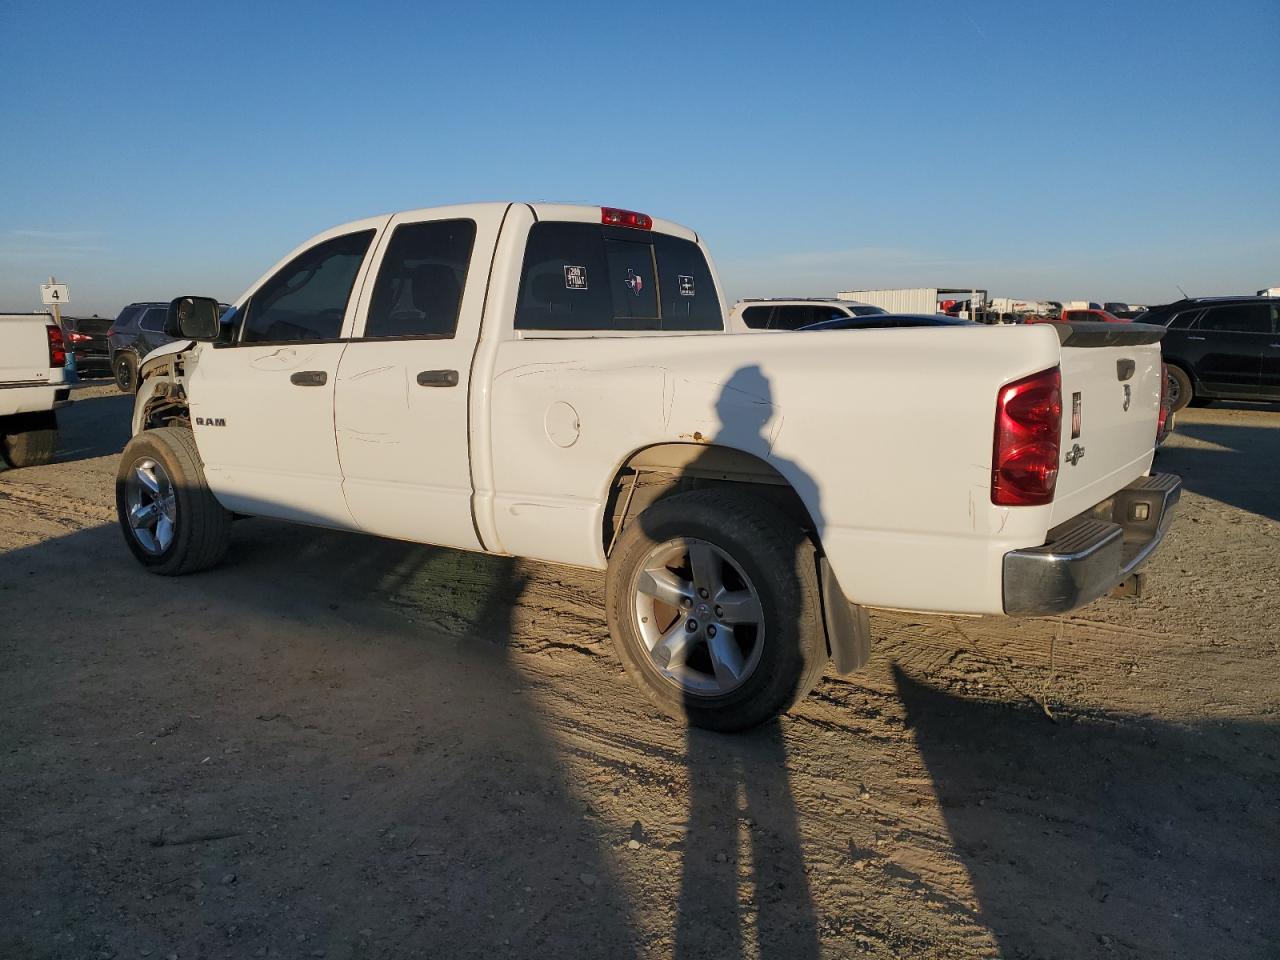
[416,369,459,388]
[290,370,328,386]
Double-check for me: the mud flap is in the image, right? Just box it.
[819,555,872,674]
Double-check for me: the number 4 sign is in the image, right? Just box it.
[41,283,70,305]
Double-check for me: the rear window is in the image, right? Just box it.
[515,223,721,332]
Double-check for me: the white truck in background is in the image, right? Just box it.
[0,313,70,467]
[117,202,1180,731]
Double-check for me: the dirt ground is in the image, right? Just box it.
[1,382,1277,960]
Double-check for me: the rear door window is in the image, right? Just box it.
[364,219,477,339]
[516,222,721,332]
[1196,304,1270,334]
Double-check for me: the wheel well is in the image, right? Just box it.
[137,356,190,430]
[602,443,818,557]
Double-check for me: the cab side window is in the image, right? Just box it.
[239,230,375,344]
[740,306,774,329]
[364,220,477,339]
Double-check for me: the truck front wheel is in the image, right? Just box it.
[1,411,58,468]
[115,427,232,575]
[605,489,828,732]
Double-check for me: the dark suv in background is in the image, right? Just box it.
[60,315,113,378]
[1138,297,1280,410]
[106,302,174,391]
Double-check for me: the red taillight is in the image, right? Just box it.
[601,207,652,230]
[46,325,66,368]
[1157,362,1171,437]
[992,367,1062,506]
[67,331,93,344]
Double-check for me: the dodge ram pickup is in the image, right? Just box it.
[1,313,70,467]
[117,202,1180,730]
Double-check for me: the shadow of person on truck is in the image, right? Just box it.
[635,365,823,959]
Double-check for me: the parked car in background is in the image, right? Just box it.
[1134,297,1280,411]
[1,313,70,467]
[60,315,113,378]
[1104,302,1147,320]
[800,313,975,332]
[727,298,885,333]
[108,301,229,391]
[108,303,172,392]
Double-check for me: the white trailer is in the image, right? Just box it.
[837,287,989,318]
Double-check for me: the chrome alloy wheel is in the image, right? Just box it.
[124,457,177,555]
[631,537,766,697]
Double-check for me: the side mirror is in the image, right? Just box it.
[167,296,222,341]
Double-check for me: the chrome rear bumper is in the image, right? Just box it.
[1003,473,1181,615]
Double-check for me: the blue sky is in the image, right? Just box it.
[2,0,1277,316]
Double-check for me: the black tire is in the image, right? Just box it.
[114,353,138,393]
[605,489,828,732]
[115,426,232,575]
[1166,364,1194,413]
[1,411,58,468]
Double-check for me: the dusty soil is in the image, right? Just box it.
[1,383,1277,960]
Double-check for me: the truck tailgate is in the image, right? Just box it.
[1,315,56,384]
[1050,322,1165,525]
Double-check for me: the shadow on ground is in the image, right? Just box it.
[895,666,1280,959]
[56,387,134,464]
[0,520,640,959]
[1159,412,1280,521]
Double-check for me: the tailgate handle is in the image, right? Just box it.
[1116,359,1135,381]
[417,369,459,388]
[290,370,328,387]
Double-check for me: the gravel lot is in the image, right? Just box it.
[2,382,1277,960]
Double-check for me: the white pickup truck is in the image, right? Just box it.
[1,313,71,467]
[118,202,1180,730]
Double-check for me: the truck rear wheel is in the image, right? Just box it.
[605,489,828,732]
[1,411,58,468]
[115,427,232,575]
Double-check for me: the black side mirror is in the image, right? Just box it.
[167,296,221,341]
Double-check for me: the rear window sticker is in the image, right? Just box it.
[677,274,695,296]
[624,268,644,296]
[564,265,588,290]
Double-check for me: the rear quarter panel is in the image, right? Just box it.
[484,323,1066,615]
